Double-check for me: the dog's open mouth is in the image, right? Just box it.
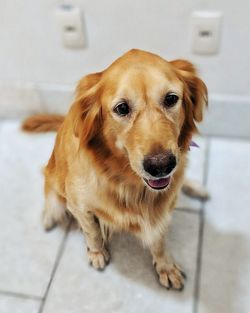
[144,176,171,190]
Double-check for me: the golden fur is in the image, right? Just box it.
[22,49,207,290]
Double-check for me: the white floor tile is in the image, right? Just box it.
[0,295,40,313]
[0,119,205,311]
[43,211,199,313]
[177,136,207,210]
[198,138,250,313]
[0,121,65,297]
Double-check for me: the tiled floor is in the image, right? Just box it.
[0,121,249,313]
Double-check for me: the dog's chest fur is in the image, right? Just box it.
[83,170,182,245]
[65,147,187,246]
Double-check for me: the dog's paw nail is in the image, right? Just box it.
[177,284,184,292]
[180,270,187,279]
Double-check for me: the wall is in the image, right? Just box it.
[0,0,250,135]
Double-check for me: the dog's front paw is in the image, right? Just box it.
[155,262,186,290]
[87,248,110,270]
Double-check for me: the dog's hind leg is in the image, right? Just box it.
[182,178,209,200]
[42,181,69,231]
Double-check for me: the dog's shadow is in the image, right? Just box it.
[107,210,248,313]
[108,210,198,304]
[193,221,248,313]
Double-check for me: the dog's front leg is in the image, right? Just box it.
[149,235,186,290]
[68,204,110,270]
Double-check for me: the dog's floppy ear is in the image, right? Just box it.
[170,59,208,123]
[73,72,103,147]
[170,59,208,149]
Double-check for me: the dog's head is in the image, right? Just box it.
[73,49,207,191]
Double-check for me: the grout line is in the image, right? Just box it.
[193,137,211,313]
[38,223,71,313]
[193,208,205,313]
[176,207,200,215]
[205,133,250,142]
[0,290,42,301]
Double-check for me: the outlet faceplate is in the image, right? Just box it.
[56,5,85,49]
[191,11,222,55]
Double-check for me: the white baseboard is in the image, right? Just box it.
[0,82,74,118]
[0,82,44,117]
[38,83,74,115]
[0,82,250,138]
[200,94,250,139]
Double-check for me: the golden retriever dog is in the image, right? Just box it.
[22,49,207,290]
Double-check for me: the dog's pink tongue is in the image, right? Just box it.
[148,177,171,188]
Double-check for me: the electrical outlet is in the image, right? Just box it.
[191,11,222,55]
[56,5,85,49]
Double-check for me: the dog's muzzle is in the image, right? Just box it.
[143,150,177,190]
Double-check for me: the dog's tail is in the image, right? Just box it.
[22,114,65,132]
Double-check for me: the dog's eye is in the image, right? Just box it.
[114,101,130,116]
[164,93,179,107]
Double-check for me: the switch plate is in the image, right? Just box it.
[56,5,85,49]
[191,11,222,55]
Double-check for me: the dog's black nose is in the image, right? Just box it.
[143,151,177,177]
